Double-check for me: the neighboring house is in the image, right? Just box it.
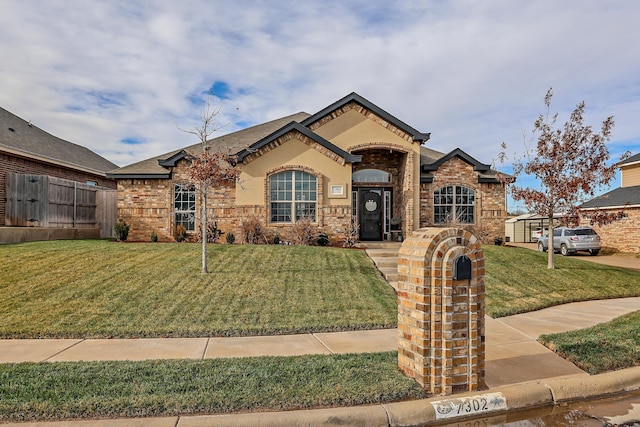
[1,107,117,231]
[108,92,508,243]
[580,152,640,253]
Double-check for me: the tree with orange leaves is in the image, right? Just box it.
[510,88,625,269]
[181,99,241,273]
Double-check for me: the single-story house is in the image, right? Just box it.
[1,107,118,237]
[580,152,640,253]
[108,92,508,243]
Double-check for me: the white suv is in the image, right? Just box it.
[537,226,601,256]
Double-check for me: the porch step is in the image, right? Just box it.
[363,242,401,291]
[357,242,402,250]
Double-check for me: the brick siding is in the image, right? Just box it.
[419,157,506,241]
[580,207,640,253]
[1,152,116,227]
[116,155,507,244]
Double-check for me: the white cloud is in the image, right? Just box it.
[0,0,639,174]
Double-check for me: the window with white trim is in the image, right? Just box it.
[174,183,196,231]
[270,171,317,222]
[433,185,475,224]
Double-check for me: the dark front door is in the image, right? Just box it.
[359,188,382,241]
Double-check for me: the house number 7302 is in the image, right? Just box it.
[431,392,507,420]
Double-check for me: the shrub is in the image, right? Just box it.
[317,232,329,246]
[114,220,130,242]
[197,221,222,243]
[226,231,235,244]
[240,215,264,244]
[288,217,315,246]
[150,230,158,242]
[343,216,359,248]
[273,234,280,245]
[174,225,187,242]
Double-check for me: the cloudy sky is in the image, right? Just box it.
[1,0,639,209]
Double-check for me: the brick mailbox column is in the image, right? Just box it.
[397,227,485,395]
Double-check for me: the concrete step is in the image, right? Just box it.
[372,258,397,269]
[358,242,402,250]
[379,267,398,282]
[365,248,400,258]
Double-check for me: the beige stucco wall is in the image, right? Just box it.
[237,136,351,206]
[311,108,423,234]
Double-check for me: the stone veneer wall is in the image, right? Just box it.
[116,159,352,243]
[419,157,506,242]
[580,207,640,253]
[1,152,116,226]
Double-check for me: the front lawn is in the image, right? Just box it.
[2,241,640,338]
[0,352,426,422]
[539,310,640,374]
[0,240,397,338]
[483,245,640,317]
[1,240,640,422]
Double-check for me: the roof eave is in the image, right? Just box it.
[301,92,429,143]
[106,173,172,180]
[237,122,361,164]
[0,145,112,178]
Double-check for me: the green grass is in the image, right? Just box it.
[1,240,640,421]
[0,352,426,422]
[483,245,640,317]
[1,241,639,338]
[0,240,397,338]
[539,311,640,374]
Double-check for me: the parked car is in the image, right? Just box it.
[531,227,548,242]
[537,226,601,256]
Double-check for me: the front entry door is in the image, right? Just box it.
[359,189,382,241]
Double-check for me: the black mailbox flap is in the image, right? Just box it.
[453,255,472,281]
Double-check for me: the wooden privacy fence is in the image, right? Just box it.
[5,173,117,238]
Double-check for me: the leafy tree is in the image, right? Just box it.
[180,99,241,273]
[510,88,624,269]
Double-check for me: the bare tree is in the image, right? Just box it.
[510,88,624,269]
[180,99,241,273]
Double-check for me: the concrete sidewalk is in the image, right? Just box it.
[2,297,639,387]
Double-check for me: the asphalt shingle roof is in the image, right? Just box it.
[581,186,640,208]
[0,107,118,175]
[108,112,310,178]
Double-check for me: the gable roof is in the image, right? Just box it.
[0,107,118,176]
[580,186,640,209]
[419,147,508,184]
[108,112,310,178]
[421,148,490,172]
[236,121,362,164]
[300,92,431,143]
[621,152,640,167]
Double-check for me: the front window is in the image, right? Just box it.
[270,171,317,223]
[174,183,196,231]
[434,186,475,224]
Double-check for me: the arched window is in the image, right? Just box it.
[433,186,475,224]
[352,168,391,183]
[270,171,317,223]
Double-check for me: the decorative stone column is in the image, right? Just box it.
[397,227,485,395]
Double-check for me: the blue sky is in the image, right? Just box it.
[1,0,639,212]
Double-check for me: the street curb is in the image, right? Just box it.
[174,367,640,426]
